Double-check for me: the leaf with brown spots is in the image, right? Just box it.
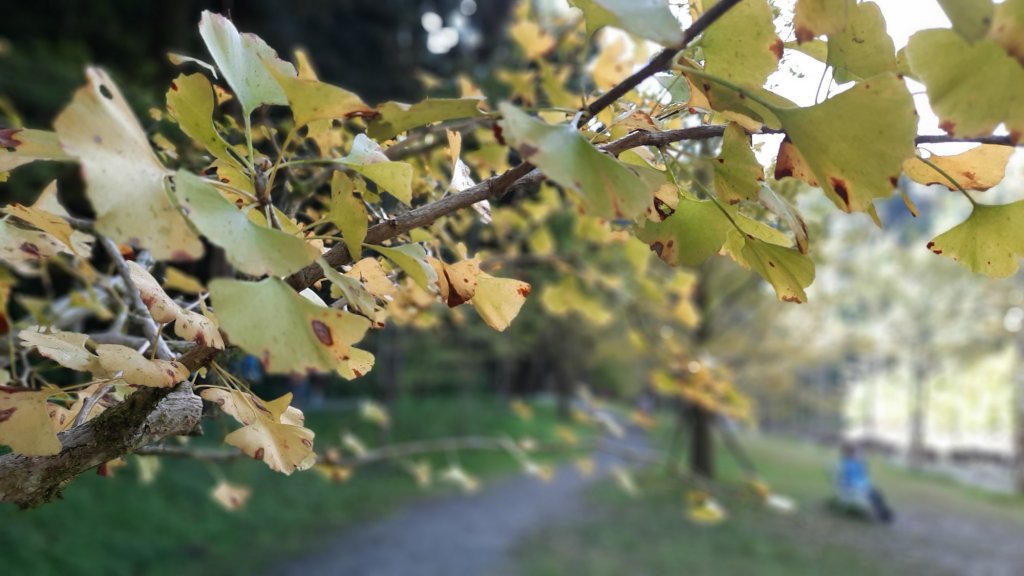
[0,387,61,455]
[773,73,916,213]
[126,260,225,349]
[0,129,74,175]
[209,277,371,377]
[793,0,853,43]
[204,389,316,475]
[469,272,532,332]
[95,344,189,388]
[903,145,1014,191]
[55,67,203,262]
[700,0,781,93]
[635,196,733,267]
[211,480,252,511]
[927,200,1024,277]
[712,123,764,204]
[826,1,897,83]
[728,230,815,303]
[18,326,105,375]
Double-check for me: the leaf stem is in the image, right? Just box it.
[916,156,977,206]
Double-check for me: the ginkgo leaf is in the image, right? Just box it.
[713,124,763,204]
[174,309,224,350]
[700,0,781,89]
[127,261,180,323]
[264,61,373,128]
[223,403,316,475]
[510,19,556,59]
[470,272,531,332]
[440,464,480,493]
[2,204,77,255]
[173,170,319,276]
[95,344,189,388]
[360,399,390,428]
[541,275,614,326]
[989,0,1024,66]
[202,388,301,427]
[163,267,205,294]
[907,29,1024,141]
[0,129,74,174]
[367,99,485,141]
[927,201,1024,277]
[443,257,482,307]
[340,135,413,205]
[18,327,103,374]
[198,11,295,116]
[826,1,897,83]
[774,73,916,213]
[937,0,994,41]
[368,244,437,291]
[328,172,368,258]
[903,145,1014,191]
[346,258,396,298]
[318,259,377,318]
[570,0,685,46]
[211,480,252,511]
[758,186,810,254]
[793,0,853,43]
[0,220,72,274]
[499,103,651,219]
[636,197,732,267]
[729,230,815,303]
[0,387,61,455]
[166,73,234,162]
[54,67,203,262]
[209,277,371,376]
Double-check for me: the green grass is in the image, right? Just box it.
[514,433,1024,576]
[1,395,578,576]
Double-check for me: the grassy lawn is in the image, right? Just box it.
[514,433,1024,576]
[0,395,577,576]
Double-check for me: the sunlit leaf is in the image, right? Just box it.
[907,29,1024,141]
[0,387,61,455]
[163,267,205,295]
[927,200,1024,277]
[54,68,203,261]
[367,99,485,141]
[826,1,897,83]
[368,244,436,291]
[937,0,994,41]
[173,170,319,276]
[265,62,372,128]
[701,0,781,89]
[339,134,413,205]
[569,0,685,46]
[903,145,1014,191]
[209,277,371,376]
[209,389,316,475]
[198,11,295,116]
[166,73,234,162]
[499,103,651,220]
[510,19,556,59]
[774,73,916,213]
[327,172,368,258]
[989,0,1024,66]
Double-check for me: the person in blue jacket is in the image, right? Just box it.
[837,442,894,523]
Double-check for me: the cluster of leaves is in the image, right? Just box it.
[0,0,1021,502]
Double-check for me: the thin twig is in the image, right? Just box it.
[72,384,115,428]
[98,237,174,360]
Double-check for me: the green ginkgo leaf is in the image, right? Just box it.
[569,0,685,46]
[937,0,994,41]
[701,0,781,89]
[0,129,73,174]
[713,123,763,204]
[635,197,732,267]
[793,0,853,43]
[198,11,295,116]
[989,0,1024,65]
[340,135,413,205]
[173,170,318,276]
[907,29,1024,140]
[826,1,897,83]
[210,277,372,376]
[166,73,234,162]
[264,63,373,128]
[731,230,815,303]
[774,73,916,213]
[54,68,203,262]
[499,103,652,220]
[368,244,437,291]
[927,201,1024,277]
[367,99,485,141]
[328,172,367,259]
[318,259,377,319]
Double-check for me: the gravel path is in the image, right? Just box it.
[272,436,644,576]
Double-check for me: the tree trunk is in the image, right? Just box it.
[690,404,714,478]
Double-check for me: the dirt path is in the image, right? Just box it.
[272,437,645,576]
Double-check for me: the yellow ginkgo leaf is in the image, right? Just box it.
[54,68,203,262]
[441,464,480,494]
[903,145,1014,191]
[95,345,189,388]
[342,431,368,458]
[18,327,103,374]
[346,257,397,299]
[510,19,555,60]
[314,464,353,484]
[360,399,390,429]
[0,387,62,455]
[163,267,205,295]
[2,203,78,255]
[469,272,531,332]
[206,389,315,475]
[211,480,252,511]
[127,261,224,349]
[442,257,482,307]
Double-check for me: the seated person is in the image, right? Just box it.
[836,442,893,523]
